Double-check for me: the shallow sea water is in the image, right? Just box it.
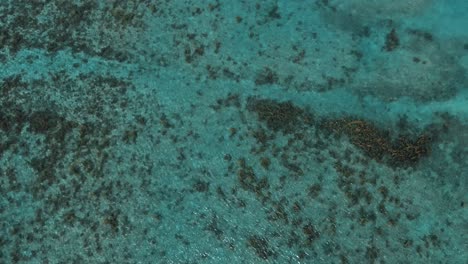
[0,1,467,263]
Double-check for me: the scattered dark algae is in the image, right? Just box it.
[1,1,463,262]
[238,96,447,261]
[383,28,399,52]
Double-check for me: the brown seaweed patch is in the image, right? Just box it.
[322,118,431,167]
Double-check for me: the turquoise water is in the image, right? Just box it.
[0,1,467,263]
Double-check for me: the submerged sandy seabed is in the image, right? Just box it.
[0,1,467,263]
